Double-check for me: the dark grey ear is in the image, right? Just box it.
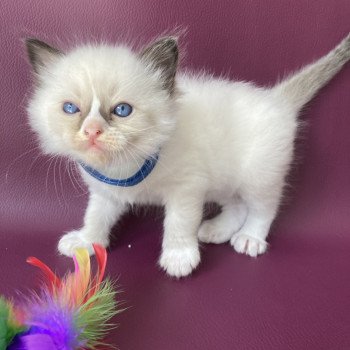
[140,36,179,94]
[25,38,62,74]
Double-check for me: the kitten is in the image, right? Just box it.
[26,34,350,277]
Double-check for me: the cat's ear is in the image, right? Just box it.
[25,38,63,74]
[140,36,179,94]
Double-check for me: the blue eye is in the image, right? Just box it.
[63,102,80,114]
[113,103,133,117]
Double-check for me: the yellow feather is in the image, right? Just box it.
[73,248,91,305]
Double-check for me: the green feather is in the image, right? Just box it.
[0,297,26,348]
[76,279,120,349]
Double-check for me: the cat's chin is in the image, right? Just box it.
[86,145,104,154]
[76,149,112,169]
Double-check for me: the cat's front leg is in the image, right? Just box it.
[58,192,127,257]
[159,192,204,278]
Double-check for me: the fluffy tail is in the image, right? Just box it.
[274,33,350,110]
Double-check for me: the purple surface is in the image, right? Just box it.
[1,1,350,349]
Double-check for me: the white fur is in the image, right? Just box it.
[27,35,350,277]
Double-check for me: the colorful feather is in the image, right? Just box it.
[76,279,117,348]
[3,245,119,350]
[0,297,26,349]
[26,256,61,292]
[9,293,81,349]
[87,244,107,300]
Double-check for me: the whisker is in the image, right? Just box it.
[119,146,129,183]
[45,155,57,193]
[71,161,88,195]
[118,125,158,135]
[5,146,41,183]
[65,158,79,193]
[52,155,64,208]
[66,159,85,196]
[25,151,45,180]
[124,139,171,174]
[58,157,67,207]
[125,147,151,197]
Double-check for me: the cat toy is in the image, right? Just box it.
[0,244,119,349]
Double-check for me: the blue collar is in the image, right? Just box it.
[79,153,159,187]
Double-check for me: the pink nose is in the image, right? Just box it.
[84,124,103,139]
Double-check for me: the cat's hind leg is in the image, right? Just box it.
[230,187,282,257]
[198,197,248,244]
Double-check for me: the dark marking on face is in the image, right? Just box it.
[74,100,113,132]
[140,36,179,95]
[76,109,90,130]
[99,105,112,122]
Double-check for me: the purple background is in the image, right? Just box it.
[1,1,350,349]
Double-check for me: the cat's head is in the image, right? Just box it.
[26,37,178,169]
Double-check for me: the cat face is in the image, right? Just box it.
[26,38,178,169]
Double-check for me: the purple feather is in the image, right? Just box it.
[8,290,85,350]
[9,333,57,350]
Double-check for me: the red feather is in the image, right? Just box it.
[26,257,61,290]
[84,244,107,299]
[93,244,107,285]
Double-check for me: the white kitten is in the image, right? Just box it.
[26,34,350,277]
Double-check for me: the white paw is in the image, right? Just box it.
[159,246,200,278]
[230,233,268,257]
[58,230,108,257]
[198,221,233,244]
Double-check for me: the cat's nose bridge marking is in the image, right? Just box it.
[84,91,111,123]
[80,92,108,138]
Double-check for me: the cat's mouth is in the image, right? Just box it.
[75,138,125,168]
[74,136,130,168]
[81,138,105,153]
[74,140,109,166]
[88,140,104,151]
